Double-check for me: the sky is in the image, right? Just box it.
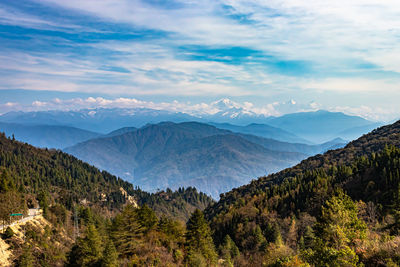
[0,0,400,122]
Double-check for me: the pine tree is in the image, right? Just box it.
[100,240,118,267]
[136,204,158,231]
[304,191,366,266]
[111,204,143,257]
[185,209,217,266]
[219,235,239,267]
[67,224,103,267]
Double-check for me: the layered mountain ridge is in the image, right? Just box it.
[65,122,310,198]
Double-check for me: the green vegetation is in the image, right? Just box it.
[185,209,218,266]
[0,132,213,265]
[2,120,400,266]
[205,121,400,266]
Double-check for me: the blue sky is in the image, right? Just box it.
[0,0,400,121]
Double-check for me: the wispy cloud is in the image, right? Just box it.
[0,0,399,117]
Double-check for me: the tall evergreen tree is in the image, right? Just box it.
[67,224,103,267]
[111,204,143,257]
[304,191,366,266]
[219,235,239,267]
[185,209,217,266]
[100,240,118,267]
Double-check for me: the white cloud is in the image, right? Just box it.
[1,0,400,114]
[1,96,399,122]
[0,4,83,31]
[302,78,400,93]
[22,0,400,96]
[328,105,398,122]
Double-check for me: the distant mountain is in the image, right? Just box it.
[320,137,348,151]
[209,122,311,144]
[64,122,306,198]
[266,110,375,143]
[239,134,347,155]
[105,126,137,137]
[0,105,380,143]
[336,122,383,141]
[0,108,197,133]
[0,122,101,149]
[201,98,267,125]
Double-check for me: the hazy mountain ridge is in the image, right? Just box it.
[64,122,308,198]
[336,122,383,140]
[0,122,101,149]
[0,108,197,133]
[0,107,379,144]
[105,126,138,137]
[266,110,375,142]
[208,122,310,143]
[238,134,347,156]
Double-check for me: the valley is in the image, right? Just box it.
[0,108,362,198]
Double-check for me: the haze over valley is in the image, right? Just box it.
[0,105,370,198]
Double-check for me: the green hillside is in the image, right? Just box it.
[205,120,400,266]
[0,132,216,265]
[2,120,400,266]
[0,132,213,220]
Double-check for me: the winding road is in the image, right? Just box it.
[0,209,42,231]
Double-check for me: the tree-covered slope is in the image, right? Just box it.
[0,132,219,266]
[0,132,213,221]
[204,120,400,266]
[210,119,400,210]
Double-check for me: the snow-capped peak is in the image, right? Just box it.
[211,98,241,110]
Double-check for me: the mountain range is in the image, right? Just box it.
[265,110,380,143]
[0,107,376,198]
[64,122,310,198]
[0,108,195,133]
[208,122,310,144]
[1,106,399,266]
[0,122,101,149]
[0,103,380,143]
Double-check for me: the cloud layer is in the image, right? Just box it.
[0,0,399,120]
[1,95,397,122]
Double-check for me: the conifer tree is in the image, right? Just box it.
[304,191,366,266]
[101,240,118,267]
[111,204,143,257]
[136,204,158,231]
[219,235,239,267]
[67,224,103,267]
[185,209,217,266]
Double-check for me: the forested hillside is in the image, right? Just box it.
[0,132,216,265]
[0,132,213,217]
[2,120,400,266]
[205,120,400,266]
